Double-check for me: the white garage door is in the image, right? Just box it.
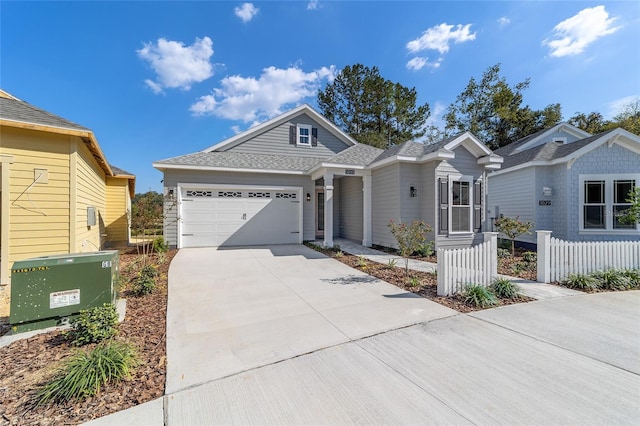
[180,187,301,247]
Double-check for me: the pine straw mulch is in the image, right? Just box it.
[313,247,534,313]
[0,249,176,426]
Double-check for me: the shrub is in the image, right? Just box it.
[388,220,433,277]
[140,265,158,279]
[463,284,498,308]
[494,215,533,255]
[561,273,599,291]
[413,241,435,257]
[67,304,118,346]
[131,275,156,296]
[522,251,537,263]
[497,248,511,259]
[406,276,421,287]
[592,269,631,291]
[386,258,397,269]
[491,277,522,299]
[152,236,168,254]
[356,255,367,268]
[334,250,344,258]
[622,269,640,288]
[36,340,138,405]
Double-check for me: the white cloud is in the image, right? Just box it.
[190,65,336,123]
[607,95,639,119]
[406,56,441,71]
[137,36,214,93]
[498,16,510,26]
[307,0,319,10]
[235,3,259,23]
[407,23,476,54]
[426,101,446,127]
[544,5,621,57]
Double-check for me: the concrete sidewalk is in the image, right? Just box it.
[334,238,581,300]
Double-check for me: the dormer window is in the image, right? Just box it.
[297,124,312,146]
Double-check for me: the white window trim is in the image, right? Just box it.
[578,174,640,234]
[297,124,312,146]
[449,175,473,234]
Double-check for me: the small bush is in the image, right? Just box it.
[406,276,421,287]
[491,277,522,300]
[463,284,498,308]
[592,269,631,291]
[522,251,537,263]
[386,258,397,269]
[334,250,344,258]
[67,304,118,346]
[413,242,435,257]
[152,236,168,253]
[36,340,138,405]
[497,248,511,259]
[356,255,367,268]
[140,265,158,279]
[131,275,156,296]
[560,273,600,290]
[622,269,640,288]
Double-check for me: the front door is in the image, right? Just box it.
[315,190,324,239]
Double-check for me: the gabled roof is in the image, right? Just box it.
[201,104,358,152]
[0,89,116,178]
[491,128,640,175]
[496,122,591,157]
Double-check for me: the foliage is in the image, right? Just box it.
[497,248,511,259]
[67,304,119,347]
[356,255,368,268]
[568,111,610,134]
[140,265,159,279]
[622,269,640,288]
[591,269,632,291]
[570,98,640,136]
[36,341,138,405]
[152,236,168,253]
[413,241,435,257]
[494,215,533,255]
[388,220,433,276]
[522,251,537,263]
[406,276,421,288]
[463,284,498,308]
[386,258,397,269]
[560,273,600,291]
[317,64,430,147]
[490,277,522,299]
[334,250,344,258]
[618,187,640,225]
[131,191,163,236]
[131,266,158,296]
[444,63,562,149]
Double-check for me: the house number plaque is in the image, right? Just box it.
[539,200,551,206]
[345,169,355,175]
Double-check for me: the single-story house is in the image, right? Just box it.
[487,122,640,245]
[153,104,503,251]
[0,89,135,285]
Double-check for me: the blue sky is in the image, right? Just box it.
[2,1,638,193]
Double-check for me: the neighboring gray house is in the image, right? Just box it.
[153,105,503,250]
[487,123,640,244]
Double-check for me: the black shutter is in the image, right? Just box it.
[311,127,318,146]
[473,180,482,232]
[289,125,296,145]
[439,178,448,234]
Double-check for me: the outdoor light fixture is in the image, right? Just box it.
[410,186,417,198]
[543,187,552,196]
[306,193,311,202]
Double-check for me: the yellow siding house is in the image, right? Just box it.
[0,90,135,285]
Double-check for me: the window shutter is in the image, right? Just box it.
[473,180,482,232]
[311,128,318,147]
[289,125,296,145]
[439,178,448,234]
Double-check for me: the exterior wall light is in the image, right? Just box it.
[306,193,311,202]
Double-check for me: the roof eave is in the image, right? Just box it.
[152,162,307,175]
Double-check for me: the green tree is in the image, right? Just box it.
[568,111,611,134]
[619,187,640,224]
[444,63,562,149]
[494,215,533,256]
[388,220,432,277]
[131,191,163,236]
[569,99,640,136]
[318,64,430,148]
[612,98,640,135]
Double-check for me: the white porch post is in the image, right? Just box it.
[323,173,334,248]
[537,230,552,283]
[483,232,498,279]
[362,174,372,247]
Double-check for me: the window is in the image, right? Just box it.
[297,124,312,146]
[449,176,473,233]
[580,175,639,232]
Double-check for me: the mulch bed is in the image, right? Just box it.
[0,249,176,425]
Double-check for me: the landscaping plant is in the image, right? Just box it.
[591,269,632,291]
[494,215,533,255]
[36,340,138,405]
[406,276,421,288]
[67,304,119,346]
[462,284,498,308]
[560,273,600,291]
[388,220,433,276]
[490,277,522,299]
[622,269,640,288]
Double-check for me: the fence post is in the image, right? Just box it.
[537,230,552,283]
[437,249,447,296]
[483,232,498,280]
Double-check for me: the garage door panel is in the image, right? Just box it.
[180,188,301,247]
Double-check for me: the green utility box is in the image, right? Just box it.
[10,251,119,333]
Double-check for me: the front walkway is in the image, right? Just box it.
[334,238,581,300]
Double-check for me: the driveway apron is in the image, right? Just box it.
[165,244,456,394]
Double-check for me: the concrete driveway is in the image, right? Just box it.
[87,245,640,425]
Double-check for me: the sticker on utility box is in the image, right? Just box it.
[50,289,80,309]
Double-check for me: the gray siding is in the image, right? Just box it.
[566,143,640,241]
[399,163,422,223]
[162,169,315,247]
[515,128,585,152]
[220,113,349,157]
[371,164,400,248]
[338,177,363,242]
[420,162,438,243]
[487,167,536,243]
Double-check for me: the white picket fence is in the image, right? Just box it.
[537,231,640,283]
[437,233,498,296]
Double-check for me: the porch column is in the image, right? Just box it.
[362,174,372,247]
[323,173,334,248]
